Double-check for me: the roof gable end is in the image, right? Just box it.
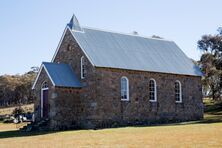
[32,62,82,89]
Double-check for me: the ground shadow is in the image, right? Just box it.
[1,101,222,139]
[0,114,222,139]
[0,130,56,139]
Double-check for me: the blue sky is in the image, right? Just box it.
[0,0,221,75]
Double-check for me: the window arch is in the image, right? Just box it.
[121,76,129,101]
[67,44,72,51]
[81,56,86,79]
[149,78,157,102]
[42,81,48,89]
[175,80,182,103]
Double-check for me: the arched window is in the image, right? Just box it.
[175,80,182,103]
[81,56,86,79]
[121,76,129,101]
[149,79,157,102]
[67,44,72,51]
[42,81,48,89]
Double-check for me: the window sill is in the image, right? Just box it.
[121,99,129,101]
[149,100,157,103]
[175,101,182,103]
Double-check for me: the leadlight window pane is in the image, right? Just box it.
[149,79,156,101]
[81,56,86,79]
[175,81,182,102]
[42,81,48,88]
[121,77,128,100]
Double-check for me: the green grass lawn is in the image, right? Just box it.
[0,99,221,147]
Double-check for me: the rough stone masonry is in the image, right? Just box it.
[33,28,203,130]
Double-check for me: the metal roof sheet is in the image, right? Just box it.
[71,27,202,76]
[43,62,82,88]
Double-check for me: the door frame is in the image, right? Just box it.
[41,87,49,118]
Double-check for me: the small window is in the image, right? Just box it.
[175,80,182,103]
[149,79,157,102]
[121,76,129,101]
[67,44,72,51]
[81,56,86,79]
[42,81,48,89]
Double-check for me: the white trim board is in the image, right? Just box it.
[32,64,43,89]
[51,27,68,62]
[68,27,95,66]
[51,26,95,67]
[32,64,56,89]
[41,87,49,118]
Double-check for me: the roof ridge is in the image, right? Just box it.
[70,25,202,77]
[42,62,68,65]
[80,26,173,42]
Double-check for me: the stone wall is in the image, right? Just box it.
[50,29,100,129]
[92,67,203,126]
[34,28,203,129]
[33,68,84,130]
[49,87,82,130]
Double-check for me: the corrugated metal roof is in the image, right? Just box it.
[43,62,82,88]
[71,27,202,76]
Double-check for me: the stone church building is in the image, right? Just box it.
[32,15,203,130]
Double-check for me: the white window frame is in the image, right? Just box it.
[175,80,182,103]
[149,78,157,102]
[41,81,49,118]
[42,81,48,89]
[81,56,86,79]
[121,76,129,101]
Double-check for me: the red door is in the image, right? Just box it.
[42,89,49,118]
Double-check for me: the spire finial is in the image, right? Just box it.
[67,14,83,31]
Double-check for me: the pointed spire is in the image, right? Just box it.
[67,14,83,31]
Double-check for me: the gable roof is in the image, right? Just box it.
[70,27,202,76]
[32,62,82,89]
[51,15,202,77]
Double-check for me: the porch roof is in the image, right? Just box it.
[32,62,82,89]
[43,62,82,88]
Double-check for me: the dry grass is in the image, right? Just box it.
[0,119,222,147]
[0,100,222,147]
[0,123,17,132]
[0,104,34,116]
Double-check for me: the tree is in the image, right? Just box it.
[31,67,39,73]
[0,67,38,107]
[198,29,222,100]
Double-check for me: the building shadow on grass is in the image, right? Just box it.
[0,116,221,139]
[0,107,222,139]
[0,130,56,139]
[171,114,222,126]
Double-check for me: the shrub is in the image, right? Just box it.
[3,118,14,123]
[12,107,25,117]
